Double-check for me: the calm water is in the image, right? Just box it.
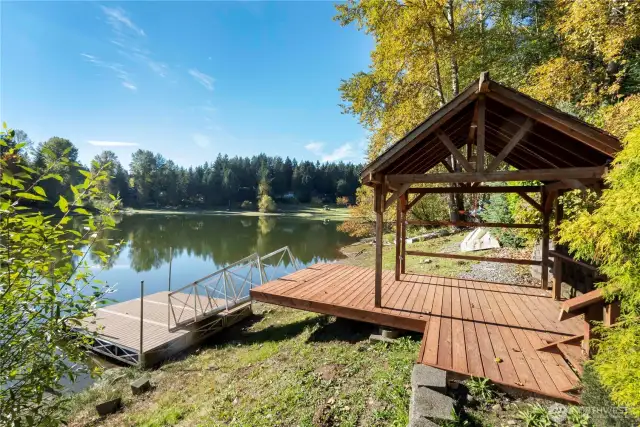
[89,214,357,303]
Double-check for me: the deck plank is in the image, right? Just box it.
[250,263,582,402]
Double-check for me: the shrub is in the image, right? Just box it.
[336,196,350,207]
[559,127,640,417]
[581,364,637,427]
[258,194,276,213]
[480,193,527,248]
[240,200,253,210]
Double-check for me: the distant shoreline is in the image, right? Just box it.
[122,205,353,220]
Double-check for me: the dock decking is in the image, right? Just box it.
[83,291,251,367]
[250,263,585,402]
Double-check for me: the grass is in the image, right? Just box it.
[339,231,491,277]
[64,304,420,426]
[124,204,352,221]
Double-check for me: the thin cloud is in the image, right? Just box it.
[305,141,358,162]
[81,53,137,91]
[192,133,212,148]
[101,6,145,37]
[189,69,215,91]
[88,140,139,147]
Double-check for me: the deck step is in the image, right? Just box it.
[558,343,586,374]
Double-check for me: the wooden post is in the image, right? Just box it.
[604,301,621,327]
[552,196,563,300]
[584,304,604,357]
[139,280,144,364]
[541,191,550,290]
[400,194,407,275]
[374,180,385,308]
[476,95,485,172]
[395,195,402,281]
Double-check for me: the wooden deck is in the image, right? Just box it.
[251,263,585,402]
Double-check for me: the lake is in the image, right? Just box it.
[89,213,358,304]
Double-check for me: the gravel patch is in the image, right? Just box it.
[458,248,540,286]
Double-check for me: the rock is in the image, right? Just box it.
[381,328,400,339]
[410,386,455,422]
[95,397,122,416]
[130,377,151,395]
[507,420,517,425]
[466,394,476,405]
[369,334,396,344]
[460,228,500,252]
[409,416,440,427]
[492,403,502,412]
[419,258,433,264]
[411,364,447,394]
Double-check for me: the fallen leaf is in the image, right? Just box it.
[495,357,503,363]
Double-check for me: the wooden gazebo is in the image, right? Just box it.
[252,73,622,401]
[361,72,619,306]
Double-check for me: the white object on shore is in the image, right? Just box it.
[460,228,500,252]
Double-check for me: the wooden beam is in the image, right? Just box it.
[407,220,542,229]
[400,195,407,275]
[406,192,427,210]
[604,301,621,327]
[384,183,411,211]
[553,196,564,300]
[374,182,385,308]
[441,159,454,173]
[486,118,533,172]
[395,192,402,281]
[360,84,479,179]
[487,86,619,156]
[476,95,485,171]
[387,166,606,185]
[436,130,474,172]
[541,190,551,290]
[518,192,543,212]
[405,250,542,266]
[545,179,588,193]
[478,71,491,93]
[408,185,541,194]
[549,250,598,272]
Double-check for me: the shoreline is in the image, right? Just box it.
[122,205,354,221]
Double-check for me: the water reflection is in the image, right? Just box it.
[89,214,356,302]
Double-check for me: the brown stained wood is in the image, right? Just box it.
[541,191,551,290]
[385,183,411,211]
[450,283,468,373]
[486,86,619,156]
[476,95,486,171]
[604,301,621,327]
[408,185,541,194]
[549,250,598,272]
[406,250,542,265]
[387,167,606,186]
[408,220,541,229]
[437,130,474,172]
[422,285,444,365]
[395,196,402,280]
[401,195,407,274]
[472,283,521,386]
[486,118,534,173]
[252,264,585,402]
[375,183,384,307]
[406,192,426,210]
[518,192,543,213]
[437,283,453,369]
[560,289,604,315]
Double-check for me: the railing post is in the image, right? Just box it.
[139,280,144,365]
[193,283,199,322]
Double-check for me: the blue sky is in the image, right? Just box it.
[1,1,372,168]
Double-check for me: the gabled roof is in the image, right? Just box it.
[360,75,621,181]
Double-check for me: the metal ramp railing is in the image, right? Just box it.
[167,246,298,329]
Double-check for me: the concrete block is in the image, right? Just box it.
[130,377,151,395]
[369,334,396,344]
[380,328,400,339]
[411,386,455,422]
[412,364,447,394]
[408,415,440,427]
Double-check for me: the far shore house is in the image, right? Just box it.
[251,72,622,401]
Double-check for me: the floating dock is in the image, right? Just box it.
[83,291,252,367]
[83,247,299,367]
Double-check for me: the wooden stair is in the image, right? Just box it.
[537,334,586,374]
